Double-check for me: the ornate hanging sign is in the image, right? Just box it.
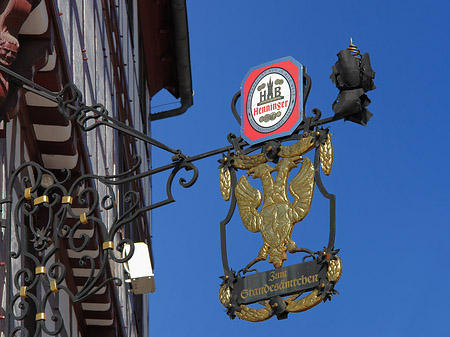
[218,38,376,320]
[0,39,375,333]
[241,57,304,145]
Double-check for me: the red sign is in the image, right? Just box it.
[241,57,304,144]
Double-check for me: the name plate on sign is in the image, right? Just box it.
[234,260,326,305]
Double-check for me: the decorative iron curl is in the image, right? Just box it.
[36,288,64,335]
[163,160,199,203]
[176,161,199,188]
[67,220,92,253]
[120,191,141,219]
[10,326,30,337]
[57,168,72,185]
[9,293,37,321]
[108,238,134,264]
[48,262,67,284]
[39,311,63,336]
[72,187,100,216]
[101,194,115,211]
[13,267,34,290]
[20,196,36,217]
[76,255,98,285]
[72,254,113,301]
[77,254,96,271]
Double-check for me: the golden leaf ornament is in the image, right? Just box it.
[319,134,333,176]
[219,167,231,201]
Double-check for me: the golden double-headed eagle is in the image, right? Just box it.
[236,155,314,269]
[220,134,333,270]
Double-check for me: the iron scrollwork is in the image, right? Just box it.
[0,39,374,332]
[2,154,201,336]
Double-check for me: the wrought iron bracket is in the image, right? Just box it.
[0,63,350,212]
[0,57,362,333]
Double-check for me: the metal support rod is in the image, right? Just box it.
[0,63,354,177]
[0,64,182,156]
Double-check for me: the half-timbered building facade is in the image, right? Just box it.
[0,0,192,336]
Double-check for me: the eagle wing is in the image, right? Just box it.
[289,157,315,223]
[235,175,263,233]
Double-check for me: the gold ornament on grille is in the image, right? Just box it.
[35,266,46,275]
[33,195,49,206]
[219,167,231,201]
[319,133,333,176]
[102,241,114,250]
[80,212,88,224]
[62,196,73,205]
[50,280,59,293]
[35,313,46,321]
[24,187,32,200]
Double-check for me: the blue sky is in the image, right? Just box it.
[148,1,450,336]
